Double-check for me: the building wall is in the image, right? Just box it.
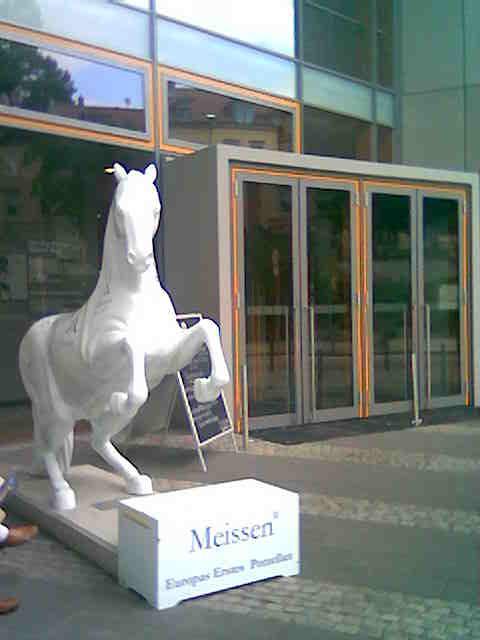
[400,0,480,172]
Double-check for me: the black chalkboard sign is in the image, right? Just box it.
[178,345,233,444]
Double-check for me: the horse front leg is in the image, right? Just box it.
[90,335,152,495]
[90,411,153,496]
[167,319,230,403]
[109,338,149,416]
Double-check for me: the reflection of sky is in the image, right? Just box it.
[21,0,149,59]
[44,50,144,108]
[156,0,295,57]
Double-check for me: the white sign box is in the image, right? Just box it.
[118,479,299,609]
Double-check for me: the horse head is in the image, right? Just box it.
[111,163,161,274]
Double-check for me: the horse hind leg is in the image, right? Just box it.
[36,416,76,510]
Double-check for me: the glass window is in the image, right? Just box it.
[466,86,480,172]
[303,66,372,121]
[0,0,149,59]
[376,90,394,127]
[302,0,371,81]
[0,38,147,133]
[0,124,153,404]
[378,125,393,163]
[465,0,480,85]
[155,0,294,57]
[115,0,150,10]
[166,80,294,151]
[377,0,393,88]
[303,105,372,160]
[157,19,295,98]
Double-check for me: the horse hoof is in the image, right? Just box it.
[193,377,221,403]
[50,487,76,511]
[126,475,153,495]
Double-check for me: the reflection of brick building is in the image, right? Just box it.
[53,101,146,132]
[168,86,291,150]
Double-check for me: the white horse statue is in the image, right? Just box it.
[19,163,230,510]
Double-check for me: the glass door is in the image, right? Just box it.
[237,175,301,427]
[418,192,469,408]
[366,187,417,414]
[300,181,360,421]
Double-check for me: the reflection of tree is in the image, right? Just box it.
[0,126,152,247]
[0,39,76,111]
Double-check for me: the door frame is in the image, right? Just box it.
[299,178,362,422]
[364,184,418,416]
[236,171,302,429]
[231,163,472,430]
[416,189,469,409]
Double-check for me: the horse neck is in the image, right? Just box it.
[100,206,158,296]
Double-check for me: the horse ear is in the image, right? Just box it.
[145,164,157,183]
[113,163,127,183]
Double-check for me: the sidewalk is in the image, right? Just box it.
[0,415,479,639]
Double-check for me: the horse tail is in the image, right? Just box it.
[19,316,74,475]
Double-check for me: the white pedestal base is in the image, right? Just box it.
[118,479,300,610]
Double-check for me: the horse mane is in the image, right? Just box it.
[75,206,116,363]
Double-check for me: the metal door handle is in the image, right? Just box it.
[425,303,432,402]
[310,305,316,413]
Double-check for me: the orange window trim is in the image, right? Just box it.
[158,65,301,155]
[0,112,154,150]
[230,171,242,432]
[229,169,472,425]
[0,22,154,148]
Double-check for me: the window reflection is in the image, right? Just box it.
[0,38,147,133]
[0,125,153,402]
[302,0,372,81]
[378,126,393,162]
[307,188,353,410]
[157,19,296,98]
[167,81,294,151]
[304,106,372,160]
[0,0,149,59]
[243,182,296,417]
[377,0,393,88]
[156,0,295,57]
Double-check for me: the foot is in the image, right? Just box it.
[0,597,19,615]
[50,486,76,511]
[126,474,153,495]
[0,524,38,548]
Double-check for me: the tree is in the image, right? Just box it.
[0,39,76,112]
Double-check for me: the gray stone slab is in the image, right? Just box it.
[332,428,480,458]
[2,439,480,513]
[301,515,478,602]
[2,464,128,577]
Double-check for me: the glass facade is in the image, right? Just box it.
[0,0,478,416]
[0,0,150,59]
[302,1,372,82]
[166,80,294,151]
[0,38,147,132]
[303,106,371,160]
[156,0,295,57]
[0,124,152,403]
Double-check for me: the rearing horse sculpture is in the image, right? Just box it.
[19,163,230,510]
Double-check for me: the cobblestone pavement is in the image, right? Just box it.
[129,426,480,637]
[150,430,480,474]
[2,415,480,639]
[192,576,480,639]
